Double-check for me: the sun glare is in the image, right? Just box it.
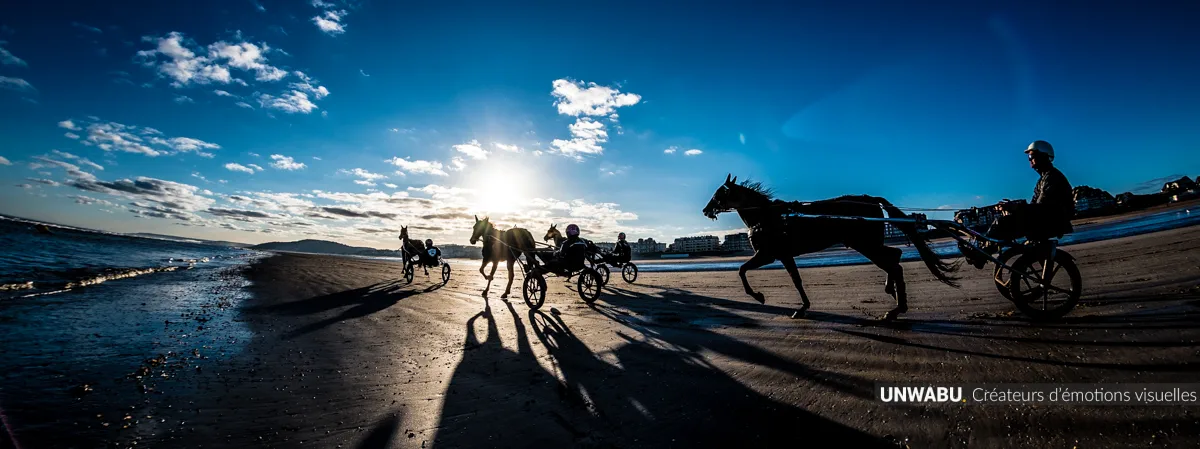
[469,166,530,214]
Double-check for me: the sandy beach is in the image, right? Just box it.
[5,225,1200,448]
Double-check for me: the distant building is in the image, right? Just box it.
[1073,186,1116,215]
[883,213,925,239]
[1116,191,1170,210]
[1162,176,1196,194]
[955,201,1024,231]
[632,238,667,254]
[440,244,481,259]
[670,235,720,253]
[593,241,616,252]
[722,233,752,252]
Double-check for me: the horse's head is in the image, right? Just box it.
[469,215,491,245]
[703,174,739,219]
[703,174,772,219]
[399,225,409,242]
[543,224,562,242]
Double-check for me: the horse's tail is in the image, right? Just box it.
[874,197,961,288]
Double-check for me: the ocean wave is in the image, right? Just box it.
[2,262,203,300]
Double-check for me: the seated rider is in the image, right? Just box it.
[421,238,442,267]
[605,232,632,265]
[537,224,588,275]
[962,140,1074,269]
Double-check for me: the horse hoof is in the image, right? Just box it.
[884,284,895,296]
[500,293,509,299]
[882,308,905,321]
[750,292,766,304]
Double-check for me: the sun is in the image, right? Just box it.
[469,166,530,214]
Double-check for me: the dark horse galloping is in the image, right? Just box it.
[702,174,959,320]
[469,216,538,299]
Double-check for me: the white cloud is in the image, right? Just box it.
[64,132,81,139]
[359,69,369,77]
[214,89,235,97]
[353,179,375,186]
[547,79,640,159]
[312,10,346,35]
[51,150,104,171]
[135,32,232,86]
[0,156,10,165]
[207,41,287,82]
[225,163,256,174]
[27,178,60,186]
[0,42,27,66]
[684,149,703,156]
[66,118,220,158]
[663,146,677,154]
[449,157,467,172]
[31,156,97,182]
[257,90,318,114]
[0,76,35,92]
[339,168,387,182]
[235,101,253,109]
[270,154,306,170]
[58,120,80,131]
[174,95,194,104]
[383,183,398,189]
[551,79,642,117]
[387,157,448,176]
[452,139,488,160]
[493,142,522,153]
[739,133,746,145]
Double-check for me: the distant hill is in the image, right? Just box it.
[251,239,405,258]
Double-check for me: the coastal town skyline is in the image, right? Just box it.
[2,1,1199,248]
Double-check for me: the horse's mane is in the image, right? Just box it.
[737,179,774,200]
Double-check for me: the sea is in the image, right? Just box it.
[0,216,262,446]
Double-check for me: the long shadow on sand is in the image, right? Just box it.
[245,280,417,339]
[429,283,899,448]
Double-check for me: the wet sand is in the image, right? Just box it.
[6,226,1200,448]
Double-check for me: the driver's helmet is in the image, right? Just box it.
[425,239,433,247]
[566,224,580,237]
[618,232,626,241]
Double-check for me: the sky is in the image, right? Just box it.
[0,0,1198,248]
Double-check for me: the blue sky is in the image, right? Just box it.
[1,0,1198,247]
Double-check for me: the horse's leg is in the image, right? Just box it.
[739,251,776,304]
[778,256,812,319]
[480,259,494,297]
[854,244,907,320]
[500,259,516,299]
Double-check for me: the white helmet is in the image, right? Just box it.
[1025,140,1054,161]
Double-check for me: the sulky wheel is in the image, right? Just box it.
[403,262,414,284]
[595,264,610,286]
[577,268,602,304]
[523,273,547,310]
[621,263,638,283]
[441,263,451,284]
[1008,249,1082,321]
[991,247,1022,300]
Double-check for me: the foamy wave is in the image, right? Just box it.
[4,261,204,299]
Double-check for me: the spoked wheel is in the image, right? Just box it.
[523,273,547,310]
[403,262,414,284]
[595,264,610,286]
[621,263,638,283]
[441,263,451,284]
[577,269,602,304]
[1008,249,1082,320]
[992,247,1023,300]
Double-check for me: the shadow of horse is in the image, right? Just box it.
[245,280,417,339]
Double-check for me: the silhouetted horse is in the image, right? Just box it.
[702,174,959,320]
[398,226,428,272]
[469,216,538,298]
